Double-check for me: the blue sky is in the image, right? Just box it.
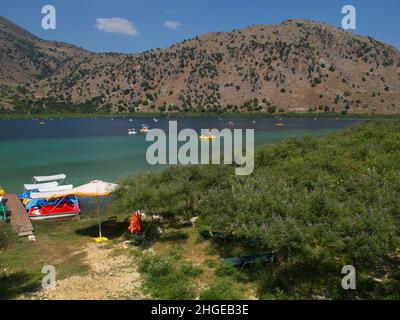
[1,0,399,53]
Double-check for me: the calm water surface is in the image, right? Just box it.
[0,117,361,193]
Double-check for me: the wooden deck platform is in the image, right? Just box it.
[3,194,33,237]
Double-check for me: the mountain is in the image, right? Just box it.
[1,17,400,114]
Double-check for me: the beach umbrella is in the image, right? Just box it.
[70,180,119,243]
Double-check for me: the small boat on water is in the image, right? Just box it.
[275,123,285,127]
[129,119,133,122]
[199,129,216,141]
[199,134,216,141]
[140,125,151,134]
[153,118,159,122]
[228,121,234,127]
[128,128,137,135]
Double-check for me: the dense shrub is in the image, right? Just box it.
[116,121,400,299]
[139,253,173,276]
[137,253,201,299]
[200,278,245,300]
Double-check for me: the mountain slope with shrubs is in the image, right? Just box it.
[1,17,400,115]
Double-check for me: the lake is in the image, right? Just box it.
[0,117,361,193]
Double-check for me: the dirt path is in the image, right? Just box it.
[23,242,146,300]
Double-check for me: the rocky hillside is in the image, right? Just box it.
[1,16,400,114]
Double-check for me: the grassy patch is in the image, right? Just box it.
[200,278,246,300]
[137,251,198,299]
[136,226,258,300]
[0,212,108,299]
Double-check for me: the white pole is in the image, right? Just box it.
[97,196,102,238]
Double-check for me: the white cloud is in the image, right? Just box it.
[95,17,139,36]
[164,20,181,30]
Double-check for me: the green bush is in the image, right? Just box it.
[138,253,201,299]
[200,278,244,300]
[139,254,173,276]
[215,264,237,277]
[214,263,249,283]
[179,262,203,277]
[118,120,400,299]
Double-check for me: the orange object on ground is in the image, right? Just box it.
[128,211,142,234]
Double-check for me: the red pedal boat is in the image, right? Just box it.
[28,201,80,220]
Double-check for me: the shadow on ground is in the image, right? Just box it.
[74,219,128,239]
[0,272,41,299]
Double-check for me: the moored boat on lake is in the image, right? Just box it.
[199,134,216,141]
[140,125,151,134]
[199,130,216,141]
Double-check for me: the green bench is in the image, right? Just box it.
[221,252,275,269]
[0,196,7,222]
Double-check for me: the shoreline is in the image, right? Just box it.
[1,111,400,120]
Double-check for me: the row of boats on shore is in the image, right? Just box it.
[19,174,80,220]
[1,175,119,221]
[15,174,118,220]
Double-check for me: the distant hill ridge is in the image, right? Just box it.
[1,17,399,114]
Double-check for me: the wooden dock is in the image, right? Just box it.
[3,194,33,237]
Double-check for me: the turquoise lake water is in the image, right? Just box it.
[0,117,361,193]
